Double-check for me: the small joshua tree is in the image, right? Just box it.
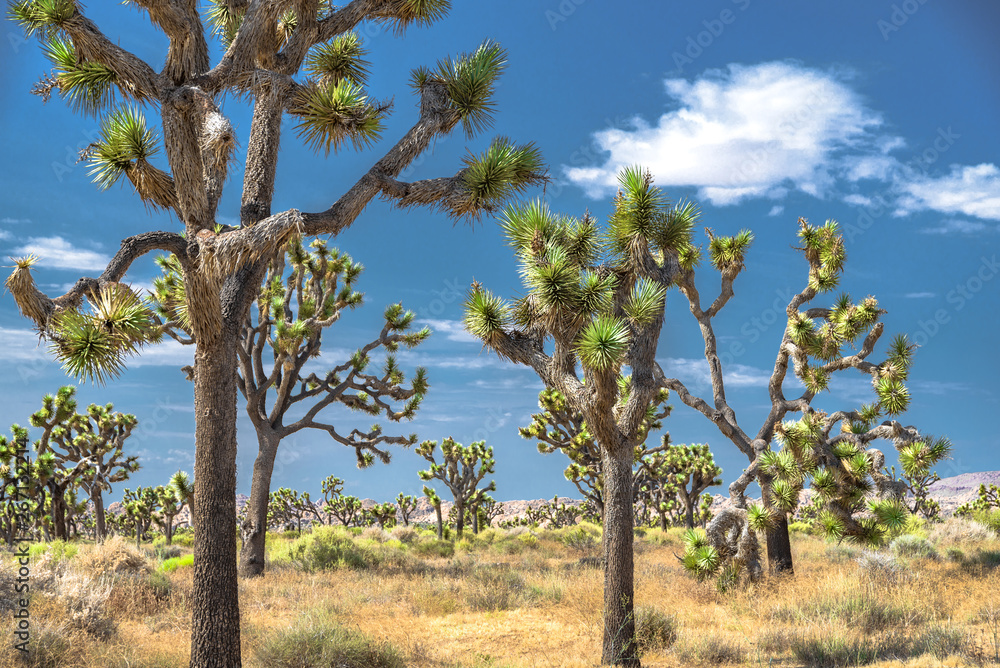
[322,479,364,527]
[956,483,1000,523]
[396,493,417,526]
[637,442,721,530]
[417,437,495,538]
[153,484,184,545]
[423,485,445,539]
[519,384,670,524]
[169,470,194,530]
[367,501,398,529]
[893,435,951,521]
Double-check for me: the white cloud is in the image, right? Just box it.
[904,292,936,299]
[0,327,51,362]
[767,205,784,217]
[128,340,196,368]
[11,236,109,272]
[660,357,770,388]
[843,193,873,207]
[418,318,477,343]
[0,230,11,240]
[896,164,1000,220]
[918,219,990,236]
[564,62,891,206]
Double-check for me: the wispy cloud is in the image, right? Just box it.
[564,61,893,206]
[917,218,991,236]
[418,318,477,343]
[660,357,771,388]
[127,340,195,368]
[1,217,31,224]
[896,164,1000,221]
[0,230,11,241]
[0,327,51,362]
[768,205,784,217]
[904,292,936,299]
[11,236,109,272]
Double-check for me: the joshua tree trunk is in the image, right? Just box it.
[190,330,242,668]
[601,445,639,667]
[455,499,466,538]
[94,492,106,543]
[434,504,443,540]
[239,431,279,578]
[761,476,794,574]
[50,484,67,541]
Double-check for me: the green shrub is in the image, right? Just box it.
[285,526,375,571]
[153,545,183,561]
[890,534,939,560]
[465,564,532,611]
[972,509,1000,536]
[411,539,455,559]
[518,533,538,549]
[455,538,474,552]
[945,547,965,562]
[389,526,418,544]
[556,525,599,552]
[642,529,674,546]
[159,554,194,573]
[788,521,817,535]
[251,618,405,668]
[673,634,744,665]
[634,606,678,654]
[28,541,78,569]
[170,530,194,547]
[491,537,525,556]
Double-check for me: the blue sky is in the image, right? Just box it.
[1,1,998,507]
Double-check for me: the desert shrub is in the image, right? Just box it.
[945,546,965,562]
[13,621,76,668]
[887,514,928,540]
[518,533,539,549]
[972,508,1000,536]
[673,633,745,665]
[51,569,115,638]
[855,550,908,591]
[455,538,474,552]
[634,606,678,654]
[775,592,923,633]
[788,632,884,667]
[642,528,675,546]
[490,537,525,556]
[170,529,194,547]
[160,554,194,573]
[890,534,939,560]
[928,516,995,545]
[284,526,375,571]
[411,538,455,559]
[251,618,405,668]
[152,545,183,561]
[389,526,418,544]
[28,541,78,569]
[74,536,151,577]
[912,623,972,659]
[824,544,860,563]
[361,527,389,543]
[465,563,533,611]
[555,525,599,553]
[104,570,173,618]
[959,549,1000,575]
[473,528,501,545]
[788,521,819,535]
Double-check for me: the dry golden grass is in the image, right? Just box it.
[2,521,999,668]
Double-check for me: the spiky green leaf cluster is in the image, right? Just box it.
[291,78,388,154]
[41,36,117,115]
[88,105,159,190]
[576,314,629,371]
[9,0,75,37]
[49,283,160,384]
[306,32,370,86]
[415,39,506,138]
[707,228,753,275]
[460,137,545,214]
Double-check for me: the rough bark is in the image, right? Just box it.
[94,492,106,543]
[190,332,241,668]
[239,431,278,578]
[601,445,639,667]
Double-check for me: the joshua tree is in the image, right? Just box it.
[325,491,364,528]
[477,493,503,529]
[153,237,428,577]
[637,442,721,530]
[396,493,417,526]
[169,470,194,530]
[519,384,670,525]
[417,437,495,538]
[6,3,544,665]
[423,485,445,539]
[153,484,185,545]
[463,170,703,665]
[670,219,948,582]
[956,483,1000,519]
[367,501,398,529]
[59,401,141,542]
[122,486,159,548]
[893,435,951,521]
